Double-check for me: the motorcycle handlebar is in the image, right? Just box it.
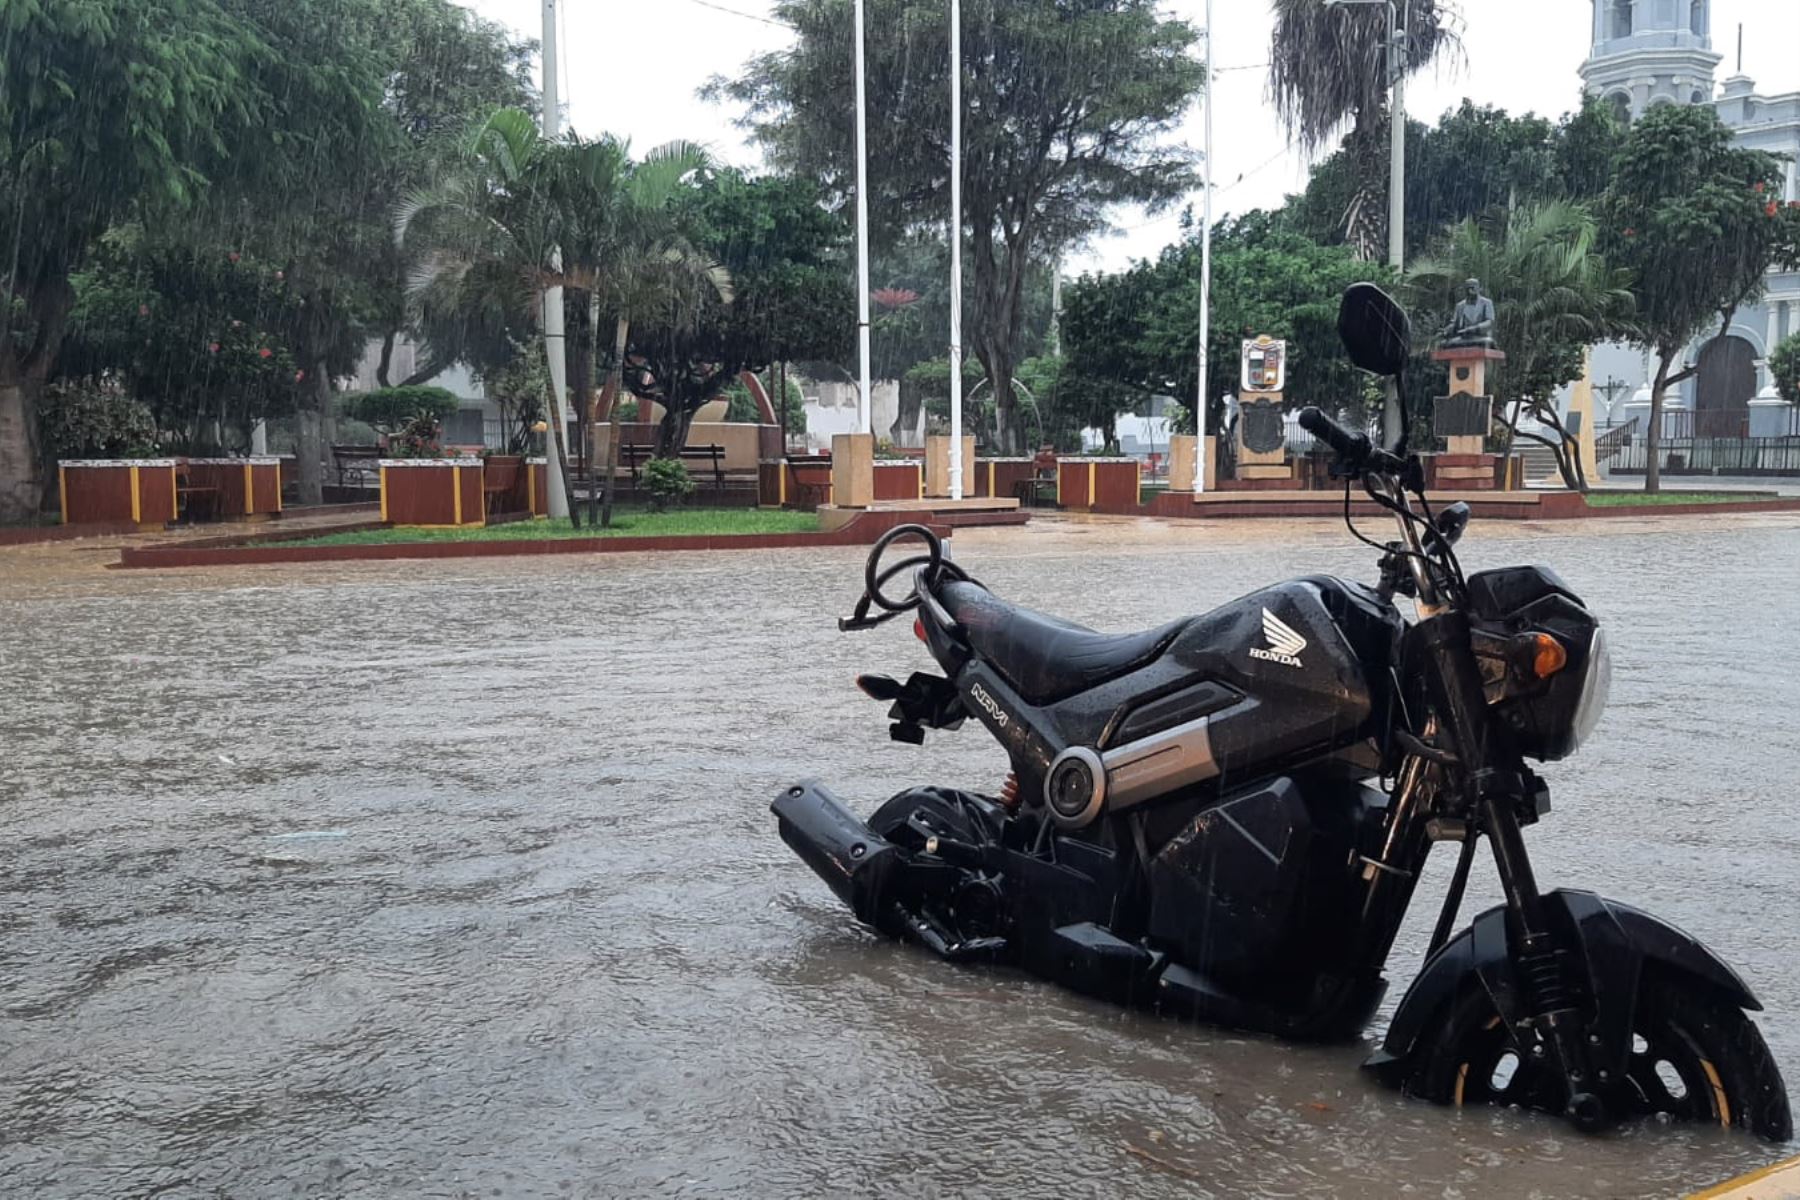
[1297,406,1371,466]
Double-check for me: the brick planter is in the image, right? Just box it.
[59,460,179,526]
[183,457,283,518]
[872,460,923,501]
[977,458,1037,501]
[379,459,485,526]
[1056,457,1141,511]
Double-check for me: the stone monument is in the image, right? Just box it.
[1430,279,1506,488]
[1235,335,1292,481]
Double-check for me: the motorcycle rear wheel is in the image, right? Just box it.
[1406,970,1793,1141]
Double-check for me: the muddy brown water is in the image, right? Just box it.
[3,513,1799,1198]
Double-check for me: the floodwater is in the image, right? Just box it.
[3,512,1799,1198]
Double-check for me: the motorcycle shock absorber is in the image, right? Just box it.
[999,771,1021,813]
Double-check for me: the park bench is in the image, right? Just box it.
[331,444,382,489]
[620,443,726,490]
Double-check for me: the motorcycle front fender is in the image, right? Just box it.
[1367,889,1762,1082]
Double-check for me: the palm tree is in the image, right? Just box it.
[1268,0,1458,260]
[395,108,725,527]
[1405,201,1636,491]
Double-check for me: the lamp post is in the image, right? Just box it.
[948,0,964,499]
[1193,0,1212,496]
[539,0,570,520]
[854,0,873,437]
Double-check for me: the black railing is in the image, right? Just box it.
[1611,436,1800,474]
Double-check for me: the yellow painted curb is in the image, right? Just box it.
[1690,1154,1800,1199]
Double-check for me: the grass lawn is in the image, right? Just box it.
[1584,491,1781,507]
[292,507,820,546]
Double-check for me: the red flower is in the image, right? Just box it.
[1623,227,1636,237]
[208,342,221,353]
[1754,181,1766,193]
[294,369,306,382]
[258,347,273,359]
[871,287,922,310]
[1768,202,1780,217]
[137,304,149,317]
[228,251,241,263]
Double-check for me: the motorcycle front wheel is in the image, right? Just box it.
[1405,969,1793,1141]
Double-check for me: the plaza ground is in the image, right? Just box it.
[4,512,1800,1197]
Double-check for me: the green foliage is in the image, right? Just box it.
[473,336,548,453]
[1283,98,1629,262]
[613,399,641,422]
[37,378,159,460]
[723,0,1205,450]
[642,457,695,511]
[56,231,307,451]
[620,169,851,450]
[1064,215,1389,432]
[383,413,444,459]
[340,386,460,432]
[1772,333,1800,407]
[722,374,804,428]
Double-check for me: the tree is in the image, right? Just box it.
[618,170,850,457]
[1772,332,1800,407]
[723,0,1204,453]
[1063,214,1388,435]
[0,0,264,518]
[1597,105,1800,491]
[1406,202,1636,491]
[55,230,310,452]
[1268,0,1458,259]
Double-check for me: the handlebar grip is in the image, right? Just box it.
[1297,406,1370,464]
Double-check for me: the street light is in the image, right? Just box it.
[1322,0,1408,272]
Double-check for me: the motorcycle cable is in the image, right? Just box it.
[841,524,978,631]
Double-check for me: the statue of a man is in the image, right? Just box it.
[1441,278,1496,347]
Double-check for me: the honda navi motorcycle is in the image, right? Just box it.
[770,284,1791,1140]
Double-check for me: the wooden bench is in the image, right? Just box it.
[620,443,726,489]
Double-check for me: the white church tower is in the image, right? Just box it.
[1579,0,1722,121]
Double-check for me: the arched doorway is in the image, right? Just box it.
[1694,335,1755,436]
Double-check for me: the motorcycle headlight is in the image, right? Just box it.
[1571,626,1611,748]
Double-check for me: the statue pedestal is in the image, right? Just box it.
[1431,346,1505,456]
[831,433,875,508]
[1235,393,1288,481]
[1167,435,1196,491]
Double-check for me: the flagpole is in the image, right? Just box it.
[1194,0,1212,496]
[854,0,873,436]
[948,0,964,500]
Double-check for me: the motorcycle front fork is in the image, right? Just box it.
[1415,610,1610,1130]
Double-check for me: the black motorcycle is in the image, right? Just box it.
[771,284,1791,1140]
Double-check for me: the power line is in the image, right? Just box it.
[679,0,793,28]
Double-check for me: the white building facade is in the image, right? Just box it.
[1579,0,1800,438]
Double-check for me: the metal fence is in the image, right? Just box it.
[1610,436,1800,474]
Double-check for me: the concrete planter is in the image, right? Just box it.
[58,460,179,526]
[1056,457,1141,511]
[378,459,485,526]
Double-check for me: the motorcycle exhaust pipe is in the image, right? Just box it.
[771,781,899,926]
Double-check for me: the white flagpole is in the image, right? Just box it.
[1194,0,1212,496]
[948,0,964,500]
[540,0,570,519]
[854,0,873,436]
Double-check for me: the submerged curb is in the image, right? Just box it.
[114,510,951,569]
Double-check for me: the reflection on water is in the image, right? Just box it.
[2,515,1796,1197]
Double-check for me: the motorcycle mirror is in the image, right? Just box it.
[1337,283,1412,378]
[1435,501,1471,547]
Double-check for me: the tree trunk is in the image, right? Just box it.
[567,289,594,517]
[599,315,629,528]
[0,375,42,522]
[295,359,329,507]
[376,329,396,389]
[1646,352,1670,494]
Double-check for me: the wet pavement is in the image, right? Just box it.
[3,512,1799,1198]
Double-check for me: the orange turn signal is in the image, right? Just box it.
[1527,633,1568,679]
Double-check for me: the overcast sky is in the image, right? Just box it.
[461,0,1799,274]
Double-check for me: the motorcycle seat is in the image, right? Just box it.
[940,581,1189,705]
